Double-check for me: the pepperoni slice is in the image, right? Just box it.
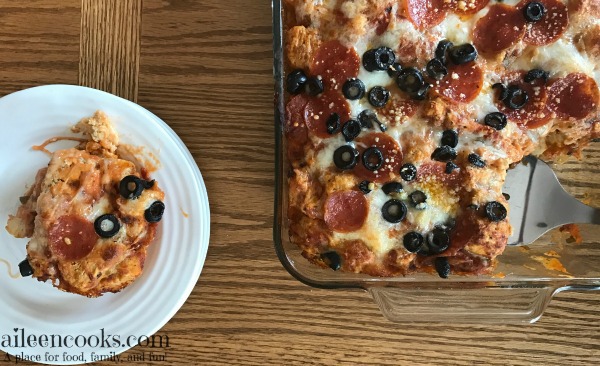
[495,71,551,128]
[433,62,484,103]
[310,40,360,90]
[404,0,447,30]
[324,190,368,233]
[517,0,568,46]
[354,133,403,183]
[285,94,310,162]
[374,6,393,35]
[524,106,553,129]
[304,90,350,139]
[547,73,600,120]
[417,162,462,188]
[473,4,526,56]
[449,0,489,15]
[48,215,97,261]
[378,94,419,125]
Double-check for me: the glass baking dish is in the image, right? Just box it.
[272,0,600,323]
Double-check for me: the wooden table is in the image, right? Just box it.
[1,1,598,365]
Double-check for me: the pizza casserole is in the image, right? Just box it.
[282,0,600,277]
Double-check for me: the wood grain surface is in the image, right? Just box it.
[1,0,599,365]
[80,0,142,101]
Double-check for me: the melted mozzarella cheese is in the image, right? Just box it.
[511,40,597,82]
[496,0,520,6]
[356,68,394,92]
[385,116,430,141]
[377,15,423,50]
[469,80,498,121]
[331,181,458,257]
[313,134,352,172]
[85,196,112,221]
[404,180,458,232]
[438,14,477,45]
[332,189,398,256]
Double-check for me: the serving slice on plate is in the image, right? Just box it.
[0,85,208,364]
[6,111,165,297]
[282,0,600,278]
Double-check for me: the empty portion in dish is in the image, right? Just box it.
[6,111,165,297]
[282,0,600,277]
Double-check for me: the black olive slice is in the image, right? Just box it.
[420,228,450,255]
[119,175,144,199]
[306,77,324,96]
[492,83,509,101]
[362,49,378,71]
[403,232,424,253]
[327,113,341,134]
[449,44,478,65]
[382,182,403,195]
[18,259,33,277]
[397,67,425,95]
[484,112,508,130]
[485,201,507,222]
[286,69,308,95]
[445,161,459,174]
[411,84,431,101]
[321,251,342,271]
[431,146,457,162]
[342,119,362,142]
[142,179,155,189]
[435,39,454,64]
[504,85,529,109]
[358,180,372,194]
[333,145,360,170]
[94,214,121,238]
[381,199,407,223]
[387,62,403,78]
[503,192,511,201]
[342,78,366,100]
[368,86,390,107]
[523,1,545,22]
[362,147,384,171]
[399,163,417,181]
[441,129,458,148]
[426,58,448,80]
[358,109,374,129]
[358,109,386,132]
[409,190,427,209]
[524,69,549,83]
[434,257,451,278]
[363,47,396,72]
[374,47,396,70]
[468,153,486,168]
[145,201,166,223]
[19,196,30,204]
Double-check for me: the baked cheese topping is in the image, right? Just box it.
[284,0,600,277]
[5,111,165,297]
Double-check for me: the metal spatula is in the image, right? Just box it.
[503,155,600,245]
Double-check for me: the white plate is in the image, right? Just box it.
[0,85,210,365]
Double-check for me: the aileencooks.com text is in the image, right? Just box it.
[2,328,169,349]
